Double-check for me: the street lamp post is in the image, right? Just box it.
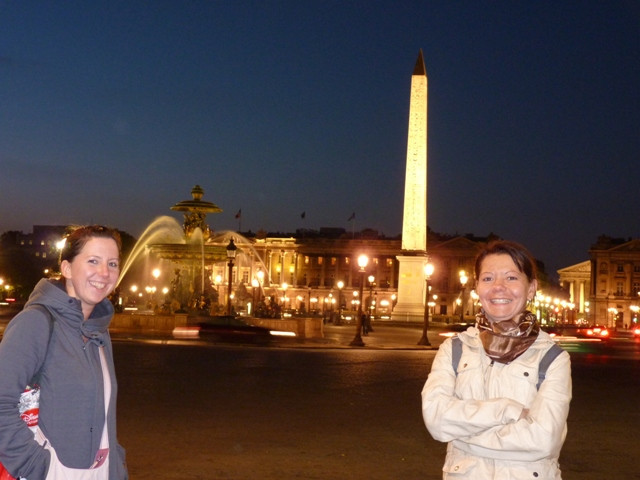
[367,275,375,316]
[470,290,478,316]
[281,282,288,311]
[226,239,237,315]
[336,280,344,325]
[459,270,468,323]
[418,262,434,346]
[256,269,264,303]
[129,285,138,307]
[251,278,259,314]
[350,254,369,346]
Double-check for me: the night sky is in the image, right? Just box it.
[1,1,638,275]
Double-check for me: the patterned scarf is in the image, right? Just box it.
[476,310,540,364]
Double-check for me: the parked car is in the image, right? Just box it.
[632,325,640,338]
[173,315,275,345]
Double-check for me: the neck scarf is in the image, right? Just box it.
[476,310,540,363]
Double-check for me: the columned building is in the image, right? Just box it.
[587,237,640,329]
[557,261,591,322]
[557,236,640,329]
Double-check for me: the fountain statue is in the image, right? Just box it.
[116,185,269,315]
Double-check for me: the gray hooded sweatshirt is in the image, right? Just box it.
[0,278,128,479]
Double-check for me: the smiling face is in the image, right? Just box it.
[476,253,537,324]
[61,237,120,319]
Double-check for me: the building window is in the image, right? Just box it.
[616,282,624,295]
[617,264,624,273]
[386,258,393,267]
[599,280,606,294]
[599,262,608,274]
[304,256,310,265]
[331,257,337,266]
[344,257,350,266]
[317,257,323,265]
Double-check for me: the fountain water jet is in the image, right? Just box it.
[117,215,185,287]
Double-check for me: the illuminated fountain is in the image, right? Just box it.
[116,185,270,314]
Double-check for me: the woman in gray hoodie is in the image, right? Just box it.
[0,225,128,479]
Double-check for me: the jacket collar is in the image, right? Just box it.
[25,278,114,345]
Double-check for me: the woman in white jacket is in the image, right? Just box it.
[422,240,571,479]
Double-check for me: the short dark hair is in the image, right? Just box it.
[59,225,122,266]
[474,240,537,283]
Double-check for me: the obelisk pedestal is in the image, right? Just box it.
[392,50,428,322]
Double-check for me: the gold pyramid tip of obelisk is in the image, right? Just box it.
[413,49,426,76]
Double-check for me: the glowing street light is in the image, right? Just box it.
[350,254,369,347]
[336,280,344,325]
[367,275,375,314]
[226,238,237,315]
[459,270,468,323]
[281,282,288,309]
[418,261,434,346]
[256,269,264,303]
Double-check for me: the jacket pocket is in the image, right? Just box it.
[442,454,477,477]
[454,355,483,399]
[502,458,559,479]
[505,363,539,404]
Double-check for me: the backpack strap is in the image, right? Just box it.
[452,335,563,391]
[451,336,462,375]
[536,343,564,390]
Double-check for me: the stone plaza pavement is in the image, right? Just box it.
[110,321,640,480]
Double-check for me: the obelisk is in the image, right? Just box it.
[392,50,428,321]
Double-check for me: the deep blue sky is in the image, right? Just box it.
[1,1,638,274]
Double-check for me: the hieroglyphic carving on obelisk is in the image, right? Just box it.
[392,50,428,321]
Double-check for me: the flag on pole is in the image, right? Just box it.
[235,209,242,219]
[347,212,355,221]
[301,211,306,219]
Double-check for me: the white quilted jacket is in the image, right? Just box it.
[421,327,572,479]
